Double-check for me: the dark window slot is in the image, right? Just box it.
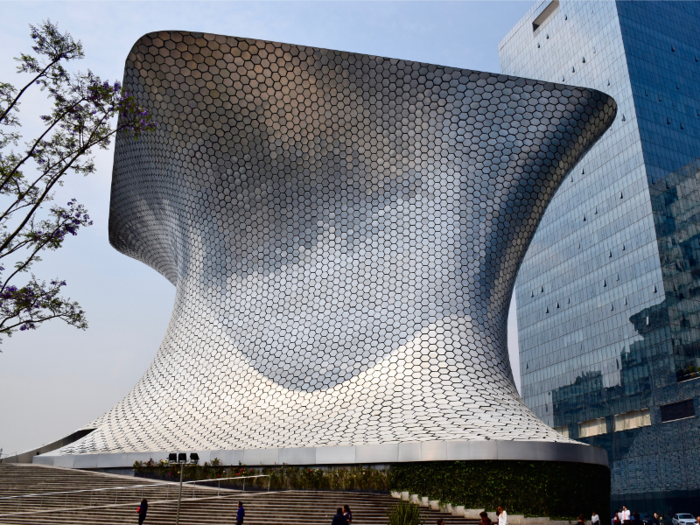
[660,399,695,422]
[533,0,560,32]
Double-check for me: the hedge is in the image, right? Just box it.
[133,459,390,491]
[388,460,610,519]
[133,458,609,517]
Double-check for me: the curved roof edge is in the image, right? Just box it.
[36,439,608,468]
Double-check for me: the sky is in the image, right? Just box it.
[0,0,533,457]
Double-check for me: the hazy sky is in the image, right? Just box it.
[0,0,532,457]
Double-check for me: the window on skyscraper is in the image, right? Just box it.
[660,400,696,423]
[553,425,570,437]
[613,409,651,432]
[578,418,607,438]
[532,0,560,33]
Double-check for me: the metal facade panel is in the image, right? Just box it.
[31,439,608,468]
[51,32,614,460]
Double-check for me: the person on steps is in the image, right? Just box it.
[343,504,353,524]
[332,507,348,525]
[137,498,148,525]
[498,506,508,525]
[236,501,245,525]
[620,505,631,525]
[480,511,492,525]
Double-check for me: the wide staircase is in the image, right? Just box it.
[0,463,478,525]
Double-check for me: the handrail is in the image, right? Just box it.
[0,474,271,512]
[186,474,271,495]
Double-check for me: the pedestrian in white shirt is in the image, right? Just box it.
[592,512,600,525]
[498,507,508,525]
[619,507,631,524]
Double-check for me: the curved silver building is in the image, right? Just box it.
[37,32,615,467]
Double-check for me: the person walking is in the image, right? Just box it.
[236,501,245,525]
[480,511,492,525]
[137,498,148,525]
[332,507,348,525]
[498,506,508,525]
[592,511,600,525]
[343,505,353,524]
[619,507,631,525]
[577,515,586,525]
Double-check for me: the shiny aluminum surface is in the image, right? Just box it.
[57,32,615,455]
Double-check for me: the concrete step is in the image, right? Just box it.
[0,463,480,525]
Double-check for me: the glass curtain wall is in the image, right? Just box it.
[500,0,700,515]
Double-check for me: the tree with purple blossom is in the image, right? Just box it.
[0,20,156,346]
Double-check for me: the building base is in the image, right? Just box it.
[611,489,700,519]
[391,459,610,519]
[30,439,607,469]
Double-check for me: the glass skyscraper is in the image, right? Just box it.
[500,0,700,515]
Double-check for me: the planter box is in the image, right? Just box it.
[522,518,550,525]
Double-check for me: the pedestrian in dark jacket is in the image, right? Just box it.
[343,505,353,524]
[332,507,348,525]
[577,515,586,525]
[481,511,492,525]
[236,501,245,525]
[137,499,148,525]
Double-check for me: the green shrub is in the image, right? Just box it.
[133,460,390,491]
[387,501,426,525]
[133,457,608,517]
[388,460,609,519]
[261,464,390,491]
